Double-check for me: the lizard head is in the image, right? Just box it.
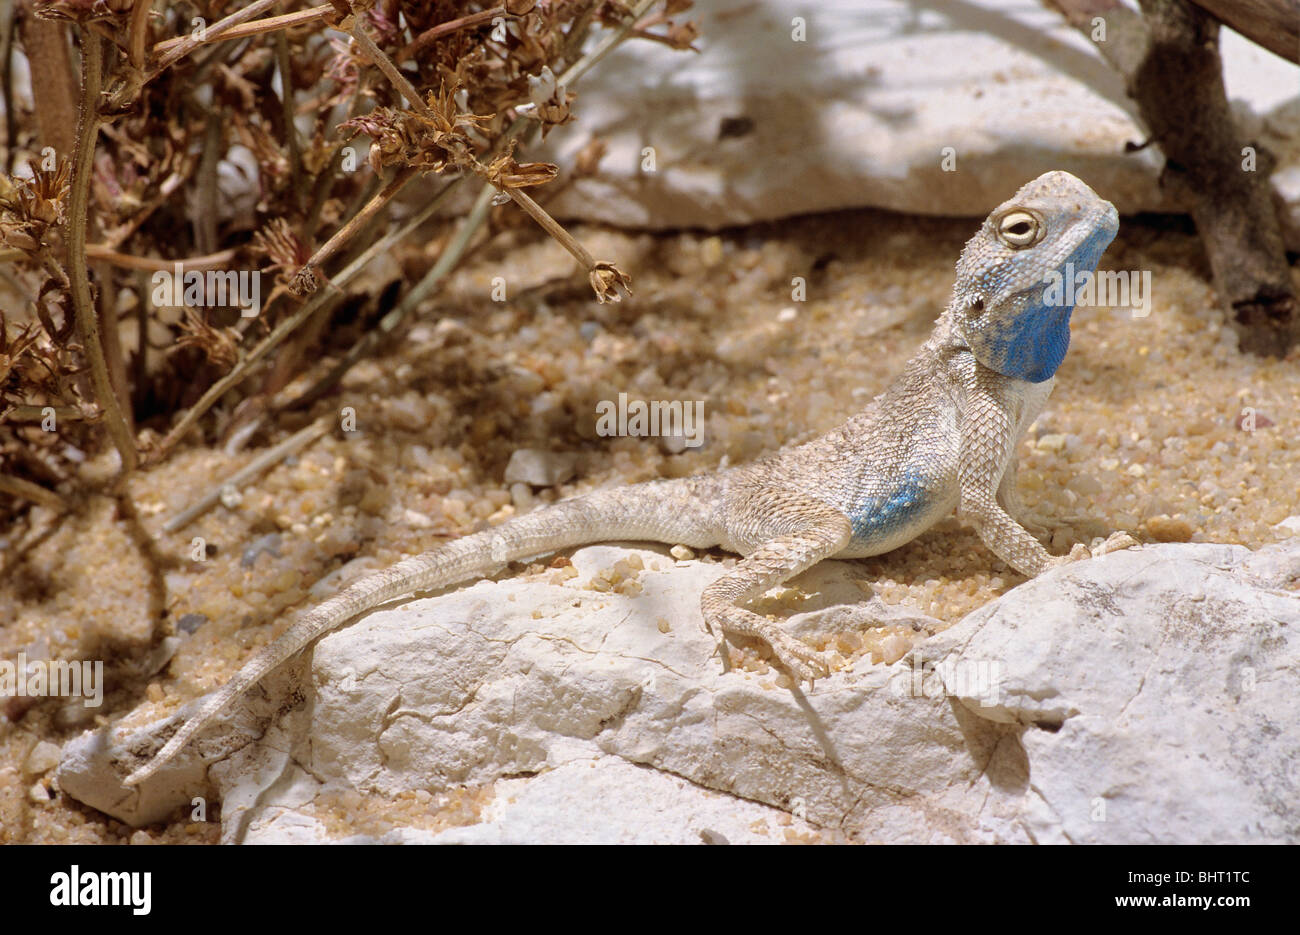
[949,170,1119,383]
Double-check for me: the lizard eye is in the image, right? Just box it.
[998,210,1043,248]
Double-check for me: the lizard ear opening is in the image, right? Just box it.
[966,294,985,316]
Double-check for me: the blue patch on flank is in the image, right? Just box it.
[979,223,1116,383]
[849,467,929,543]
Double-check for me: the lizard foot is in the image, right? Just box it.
[707,606,832,681]
[1048,543,1092,568]
[1092,531,1139,556]
[1050,531,1139,568]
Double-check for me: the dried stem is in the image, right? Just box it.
[348,18,430,116]
[1,404,97,423]
[16,4,77,157]
[67,32,137,471]
[152,4,336,56]
[150,0,278,76]
[148,177,462,462]
[400,6,504,62]
[1,0,16,174]
[0,473,66,512]
[274,30,302,204]
[84,244,240,270]
[127,0,151,69]
[194,114,220,254]
[293,165,419,292]
[93,257,132,433]
[161,416,330,532]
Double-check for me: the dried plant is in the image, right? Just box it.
[0,0,698,525]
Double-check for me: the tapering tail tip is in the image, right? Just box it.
[120,714,197,787]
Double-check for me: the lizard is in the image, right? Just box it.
[122,169,1127,786]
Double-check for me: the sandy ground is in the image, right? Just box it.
[2,206,1298,843]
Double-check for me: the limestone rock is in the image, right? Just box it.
[58,540,1299,844]
[520,0,1300,235]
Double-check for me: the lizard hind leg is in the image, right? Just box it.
[701,505,852,680]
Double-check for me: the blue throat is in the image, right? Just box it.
[977,225,1115,383]
[982,302,1072,383]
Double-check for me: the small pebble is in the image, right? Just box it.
[23,741,62,777]
[403,508,436,529]
[241,533,282,568]
[176,613,209,634]
[1145,515,1193,542]
[504,449,577,487]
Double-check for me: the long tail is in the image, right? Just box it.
[123,477,723,785]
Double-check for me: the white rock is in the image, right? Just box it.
[245,753,826,844]
[922,541,1300,843]
[520,0,1300,235]
[58,540,1300,844]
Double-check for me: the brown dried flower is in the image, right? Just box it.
[663,20,700,50]
[252,218,310,283]
[0,312,42,393]
[341,84,493,176]
[0,159,71,255]
[173,308,241,371]
[589,262,632,304]
[484,142,558,190]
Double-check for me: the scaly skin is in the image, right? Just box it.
[122,171,1124,786]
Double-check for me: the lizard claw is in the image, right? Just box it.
[1050,531,1139,568]
[705,605,832,681]
[761,627,833,681]
[1046,542,1091,569]
[1093,531,1139,556]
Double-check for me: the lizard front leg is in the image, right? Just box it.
[995,450,1052,537]
[959,389,1086,577]
[701,505,852,680]
[962,484,1081,577]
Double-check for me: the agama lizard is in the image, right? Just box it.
[123,170,1127,785]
